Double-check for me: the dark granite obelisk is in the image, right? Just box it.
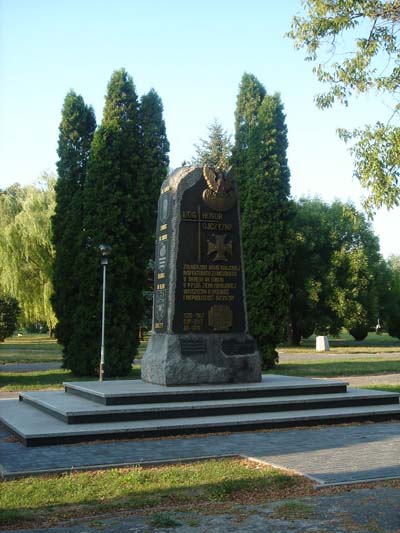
[141,166,261,385]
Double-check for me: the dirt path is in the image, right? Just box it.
[3,484,399,532]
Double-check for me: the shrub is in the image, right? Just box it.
[0,296,20,342]
[349,325,369,341]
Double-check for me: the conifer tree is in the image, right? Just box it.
[67,69,146,376]
[139,88,170,261]
[52,91,96,364]
[231,73,266,206]
[233,76,292,368]
[192,119,232,171]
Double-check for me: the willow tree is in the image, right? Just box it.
[0,176,56,332]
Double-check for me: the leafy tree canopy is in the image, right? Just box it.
[289,196,385,344]
[288,0,400,212]
[0,175,56,331]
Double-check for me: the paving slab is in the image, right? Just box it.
[20,387,398,423]
[1,420,400,486]
[2,395,400,446]
[64,374,349,399]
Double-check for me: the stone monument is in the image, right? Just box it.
[141,165,261,385]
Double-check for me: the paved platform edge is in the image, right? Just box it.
[3,449,400,488]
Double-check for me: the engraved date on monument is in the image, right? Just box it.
[183,312,204,332]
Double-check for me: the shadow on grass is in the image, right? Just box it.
[0,367,141,391]
[0,461,301,527]
[270,359,400,377]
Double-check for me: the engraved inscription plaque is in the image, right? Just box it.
[172,176,246,334]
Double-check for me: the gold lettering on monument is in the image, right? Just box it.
[183,312,205,332]
[182,264,239,303]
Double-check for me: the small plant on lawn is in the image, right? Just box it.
[272,500,315,520]
[148,512,181,529]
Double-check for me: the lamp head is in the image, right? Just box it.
[99,243,112,257]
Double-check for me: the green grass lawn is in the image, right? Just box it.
[278,332,400,354]
[1,333,400,391]
[0,335,62,364]
[0,459,307,528]
[0,367,141,392]
[271,355,400,378]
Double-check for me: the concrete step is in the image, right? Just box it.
[64,375,349,405]
[20,388,400,424]
[2,397,400,446]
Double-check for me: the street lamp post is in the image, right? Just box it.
[99,244,112,382]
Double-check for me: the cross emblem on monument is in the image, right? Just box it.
[207,234,232,262]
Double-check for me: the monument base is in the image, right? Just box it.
[141,333,262,386]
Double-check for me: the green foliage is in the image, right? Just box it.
[139,88,170,261]
[67,69,147,376]
[0,176,56,331]
[288,0,400,212]
[52,90,96,364]
[0,295,20,341]
[383,255,400,338]
[289,198,384,344]
[231,73,267,207]
[233,74,292,368]
[192,119,232,171]
[349,325,369,341]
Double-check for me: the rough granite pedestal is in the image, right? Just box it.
[141,166,261,386]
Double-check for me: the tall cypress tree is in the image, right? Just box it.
[233,77,292,369]
[139,88,170,262]
[231,73,266,206]
[52,91,96,367]
[68,69,145,376]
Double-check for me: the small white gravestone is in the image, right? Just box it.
[316,335,330,352]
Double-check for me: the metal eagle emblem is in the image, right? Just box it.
[202,165,236,212]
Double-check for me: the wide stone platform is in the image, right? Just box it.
[1,375,399,446]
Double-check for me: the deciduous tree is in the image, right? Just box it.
[288,197,384,344]
[288,0,400,212]
[0,176,56,332]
